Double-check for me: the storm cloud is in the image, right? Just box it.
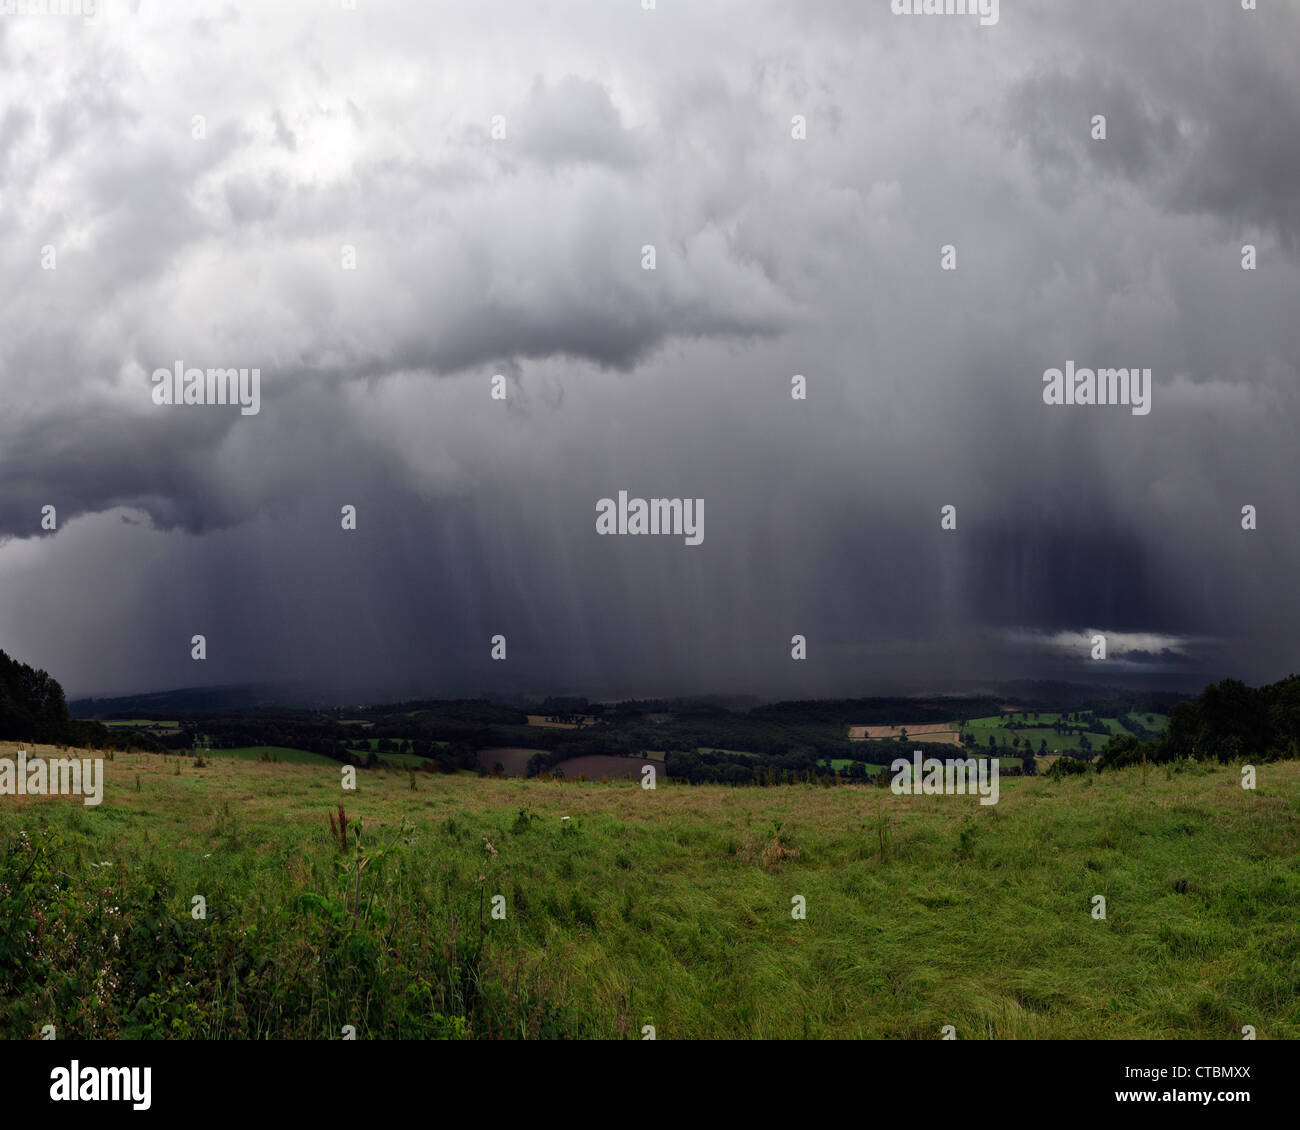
[0,0,1296,700]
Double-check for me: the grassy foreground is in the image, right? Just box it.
[1,743,1297,1039]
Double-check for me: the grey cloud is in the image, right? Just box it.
[0,0,1296,701]
[1007,0,1300,252]
[513,75,641,170]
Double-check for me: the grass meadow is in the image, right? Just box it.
[1,742,1297,1040]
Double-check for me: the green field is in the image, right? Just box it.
[2,743,1297,1040]
[962,715,1016,744]
[211,745,338,767]
[964,715,1046,751]
[1012,729,1091,753]
[376,752,435,769]
[1128,713,1170,732]
[102,719,179,730]
[815,758,884,774]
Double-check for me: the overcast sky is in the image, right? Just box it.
[1,0,1296,702]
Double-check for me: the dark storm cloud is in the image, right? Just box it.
[1007,0,1300,251]
[0,0,1297,699]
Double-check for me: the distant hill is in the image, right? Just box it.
[70,678,1189,721]
[70,682,326,718]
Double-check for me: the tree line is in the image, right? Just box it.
[0,648,164,753]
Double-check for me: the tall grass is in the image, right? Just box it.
[1,745,1297,1039]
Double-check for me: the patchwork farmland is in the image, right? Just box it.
[961,711,1170,756]
[849,723,962,745]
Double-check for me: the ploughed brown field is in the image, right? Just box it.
[476,747,538,775]
[476,748,667,781]
[848,723,961,745]
[545,754,665,781]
